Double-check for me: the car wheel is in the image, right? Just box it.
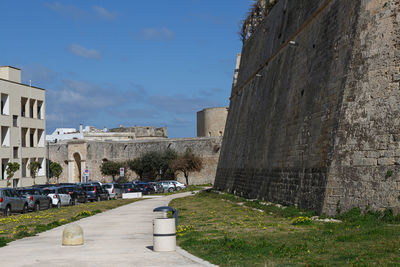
[57,201,61,208]
[34,202,40,212]
[69,199,73,206]
[97,196,101,202]
[4,205,11,216]
[48,201,52,209]
[168,188,174,193]
[22,204,28,214]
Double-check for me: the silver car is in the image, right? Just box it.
[0,188,29,216]
[103,183,122,199]
[17,188,52,211]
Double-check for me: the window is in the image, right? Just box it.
[37,101,43,119]
[37,129,44,147]
[22,158,27,177]
[29,99,35,118]
[13,147,18,159]
[1,94,9,115]
[38,158,45,176]
[13,115,18,127]
[1,159,8,180]
[12,179,19,188]
[21,128,28,147]
[1,126,10,147]
[30,129,35,147]
[21,97,27,117]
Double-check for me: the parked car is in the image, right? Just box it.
[43,187,72,208]
[62,185,87,204]
[17,188,52,211]
[171,181,186,190]
[136,182,156,195]
[0,188,29,216]
[159,181,180,192]
[83,184,109,201]
[121,183,141,193]
[149,182,164,193]
[103,183,123,199]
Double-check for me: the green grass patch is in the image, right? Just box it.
[0,198,141,247]
[162,184,211,195]
[170,191,400,266]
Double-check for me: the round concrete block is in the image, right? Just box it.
[62,224,84,246]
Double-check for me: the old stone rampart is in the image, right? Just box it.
[49,137,222,185]
[215,0,400,215]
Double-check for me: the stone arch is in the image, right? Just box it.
[72,152,82,183]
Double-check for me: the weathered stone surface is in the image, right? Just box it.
[215,0,400,215]
[62,224,84,246]
[50,137,222,185]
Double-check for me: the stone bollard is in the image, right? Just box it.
[62,224,84,246]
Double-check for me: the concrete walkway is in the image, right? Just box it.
[0,192,214,267]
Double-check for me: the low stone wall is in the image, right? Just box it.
[49,137,222,185]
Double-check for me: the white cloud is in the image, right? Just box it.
[138,27,175,41]
[68,44,102,60]
[92,6,119,20]
[46,2,120,21]
[45,2,86,20]
[21,64,57,85]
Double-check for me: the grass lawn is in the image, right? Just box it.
[0,198,140,247]
[170,191,400,267]
[162,184,211,196]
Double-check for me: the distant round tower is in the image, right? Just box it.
[197,107,229,137]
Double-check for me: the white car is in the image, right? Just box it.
[43,187,72,208]
[172,181,186,190]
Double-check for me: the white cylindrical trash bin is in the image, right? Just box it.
[153,218,176,251]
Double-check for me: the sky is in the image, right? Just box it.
[0,0,252,138]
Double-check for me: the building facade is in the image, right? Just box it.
[46,125,167,143]
[0,66,46,187]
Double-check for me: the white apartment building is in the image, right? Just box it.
[0,66,46,187]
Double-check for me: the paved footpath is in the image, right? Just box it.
[0,192,215,267]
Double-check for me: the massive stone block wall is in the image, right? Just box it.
[215,0,400,215]
[49,137,222,185]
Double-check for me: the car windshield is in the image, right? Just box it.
[104,184,112,189]
[43,189,56,194]
[84,186,95,191]
[18,189,33,195]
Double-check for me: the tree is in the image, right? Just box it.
[170,149,203,186]
[49,161,63,184]
[6,162,20,187]
[28,161,42,185]
[100,161,124,182]
[128,149,177,181]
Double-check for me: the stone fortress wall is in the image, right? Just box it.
[215,0,400,215]
[197,107,229,137]
[49,137,222,185]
